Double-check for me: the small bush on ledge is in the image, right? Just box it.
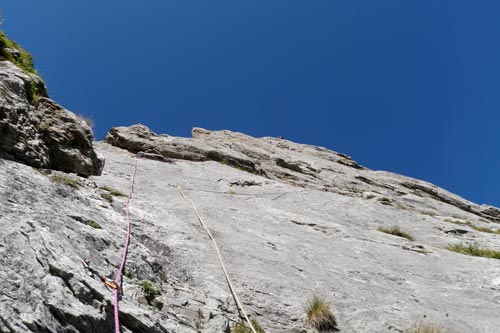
[99,185,127,197]
[446,243,500,259]
[50,175,80,189]
[306,296,337,332]
[138,279,160,300]
[377,226,414,241]
[84,220,101,229]
[0,31,38,75]
[100,193,113,203]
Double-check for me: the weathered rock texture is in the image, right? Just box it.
[0,60,104,176]
[2,123,500,333]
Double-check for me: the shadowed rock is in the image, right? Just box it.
[0,60,104,176]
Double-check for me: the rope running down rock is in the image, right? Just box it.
[177,186,258,333]
[113,158,138,333]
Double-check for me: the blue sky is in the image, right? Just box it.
[2,1,499,207]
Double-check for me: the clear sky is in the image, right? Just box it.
[2,1,499,207]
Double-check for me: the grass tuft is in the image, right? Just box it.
[159,272,168,283]
[84,220,101,229]
[100,193,113,203]
[377,226,414,241]
[377,197,392,205]
[445,243,500,259]
[232,319,265,333]
[50,175,80,189]
[470,225,500,234]
[137,279,161,300]
[306,296,337,332]
[444,218,500,234]
[99,185,127,197]
[0,31,38,75]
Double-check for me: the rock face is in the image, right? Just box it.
[0,60,104,176]
[2,123,500,333]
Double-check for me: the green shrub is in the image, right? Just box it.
[100,193,113,203]
[27,80,41,104]
[444,218,500,234]
[0,31,38,75]
[232,319,265,333]
[306,296,337,332]
[470,225,500,234]
[99,186,127,197]
[446,243,500,259]
[50,175,80,189]
[84,220,101,229]
[137,279,160,300]
[159,272,168,283]
[377,197,392,205]
[377,226,414,241]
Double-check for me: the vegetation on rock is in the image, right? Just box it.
[83,220,101,229]
[137,279,161,300]
[306,296,337,332]
[445,218,500,234]
[446,243,500,259]
[377,226,414,241]
[232,319,265,333]
[0,31,38,75]
[50,175,80,189]
[377,197,392,205]
[99,185,127,197]
[100,192,113,203]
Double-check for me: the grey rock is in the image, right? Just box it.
[0,60,103,176]
[2,125,500,333]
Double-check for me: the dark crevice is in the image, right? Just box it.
[22,320,54,333]
[275,158,303,174]
[336,157,364,170]
[48,264,76,297]
[0,316,16,333]
[206,150,257,174]
[48,303,112,333]
[401,182,500,222]
[80,280,105,302]
[290,219,317,227]
[229,180,261,187]
[118,309,170,333]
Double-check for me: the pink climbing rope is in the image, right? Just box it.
[113,158,138,333]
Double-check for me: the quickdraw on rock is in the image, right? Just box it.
[101,276,121,292]
[80,158,138,333]
[82,259,121,292]
[81,258,96,277]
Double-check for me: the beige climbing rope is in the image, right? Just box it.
[177,186,257,333]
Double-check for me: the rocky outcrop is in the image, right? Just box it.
[105,124,258,173]
[104,124,499,224]
[0,59,104,176]
[3,124,499,332]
